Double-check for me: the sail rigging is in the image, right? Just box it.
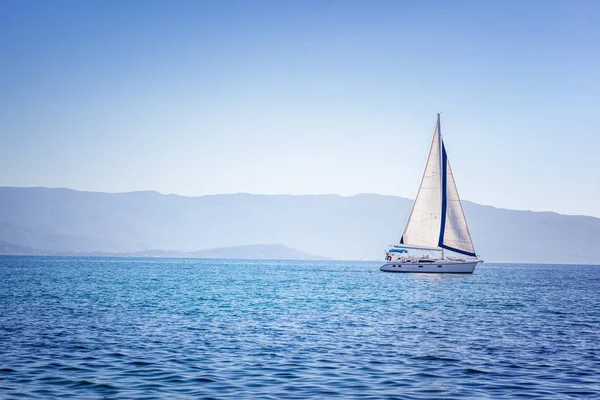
[400,114,476,257]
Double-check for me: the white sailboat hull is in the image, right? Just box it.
[380,260,479,274]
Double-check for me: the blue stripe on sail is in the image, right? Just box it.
[440,244,477,258]
[438,141,448,247]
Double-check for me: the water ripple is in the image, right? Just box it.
[1,257,599,398]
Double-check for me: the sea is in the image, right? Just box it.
[1,257,599,399]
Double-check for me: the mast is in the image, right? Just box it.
[437,112,443,227]
[438,113,444,260]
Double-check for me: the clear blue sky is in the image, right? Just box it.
[1,0,599,217]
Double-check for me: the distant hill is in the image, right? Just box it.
[0,240,43,256]
[185,244,328,260]
[130,244,327,260]
[0,187,599,264]
[0,243,327,260]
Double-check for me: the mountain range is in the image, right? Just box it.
[0,186,599,264]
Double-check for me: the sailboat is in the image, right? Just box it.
[381,114,483,274]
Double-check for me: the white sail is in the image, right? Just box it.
[400,118,443,249]
[439,142,476,256]
[401,115,476,257]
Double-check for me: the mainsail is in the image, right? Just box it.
[400,115,476,257]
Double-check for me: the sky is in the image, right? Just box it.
[1,0,599,217]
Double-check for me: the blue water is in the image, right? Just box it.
[1,257,599,399]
